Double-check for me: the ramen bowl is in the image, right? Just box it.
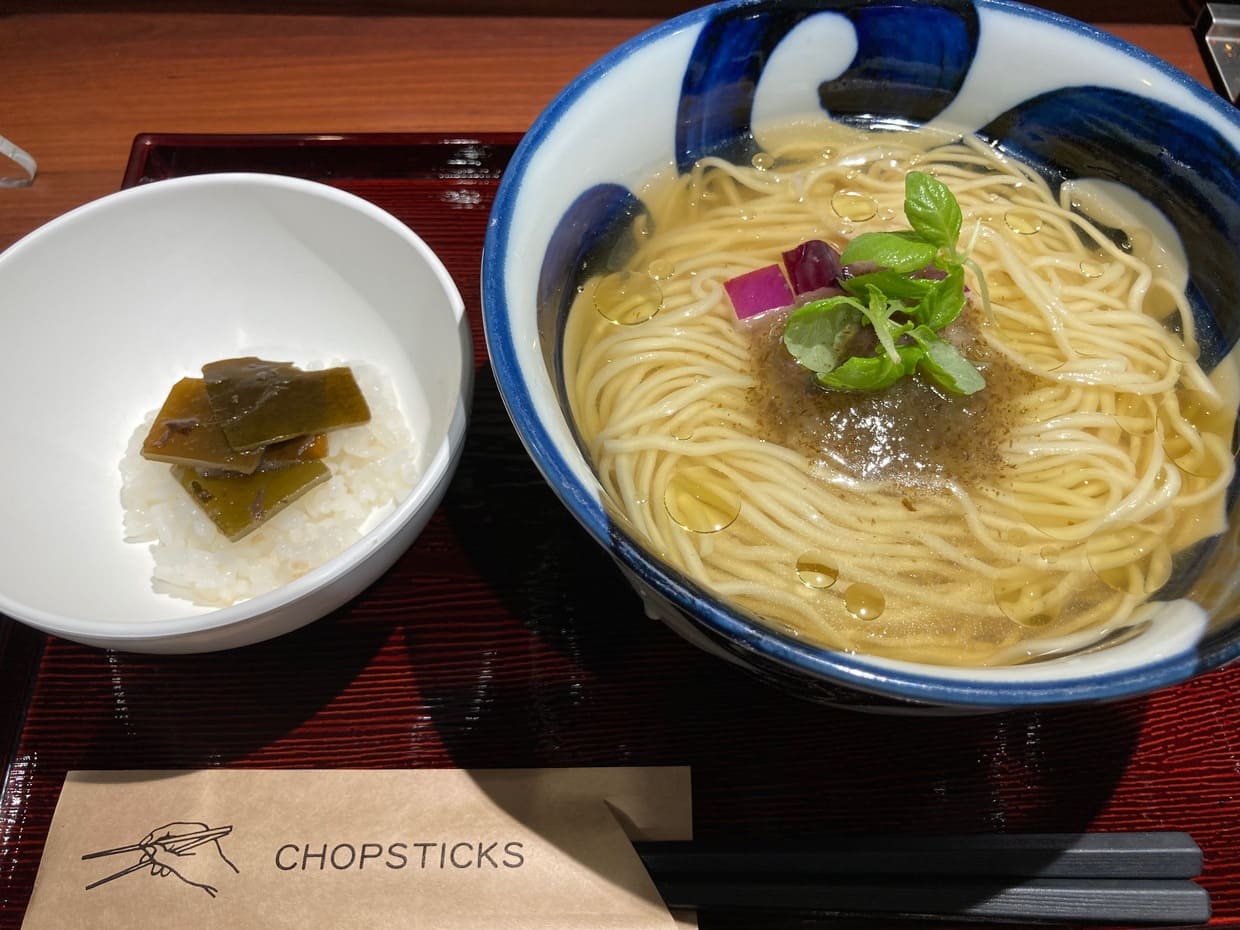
[0,173,470,653]
[482,0,1240,708]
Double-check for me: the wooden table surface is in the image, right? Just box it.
[0,13,1216,254]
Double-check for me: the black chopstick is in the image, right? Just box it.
[636,833,1209,925]
[653,877,1211,925]
[634,832,1203,880]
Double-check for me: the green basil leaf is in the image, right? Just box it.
[908,325,985,395]
[854,285,908,366]
[782,297,864,375]
[905,170,962,251]
[817,345,922,391]
[840,231,937,273]
[914,266,966,330]
[841,270,936,301]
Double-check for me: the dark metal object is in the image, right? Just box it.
[1196,3,1240,103]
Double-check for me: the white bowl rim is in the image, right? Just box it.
[481,0,1240,707]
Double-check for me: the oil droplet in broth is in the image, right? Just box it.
[670,415,695,441]
[795,552,839,589]
[1085,523,1172,595]
[1004,210,1042,235]
[994,576,1059,628]
[750,151,775,171]
[1159,393,1227,480]
[844,583,884,620]
[647,258,676,280]
[593,271,663,325]
[1078,259,1107,279]
[669,414,699,441]
[664,465,741,533]
[831,191,877,222]
[1114,393,1158,437]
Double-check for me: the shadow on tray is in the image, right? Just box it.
[409,367,1147,838]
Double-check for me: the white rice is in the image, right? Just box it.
[119,363,418,607]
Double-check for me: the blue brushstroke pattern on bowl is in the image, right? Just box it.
[482,0,1240,709]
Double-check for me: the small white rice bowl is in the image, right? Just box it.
[0,174,470,653]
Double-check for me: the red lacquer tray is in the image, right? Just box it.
[1,133,1238,929]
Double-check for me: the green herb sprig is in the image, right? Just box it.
[782,171,985,395]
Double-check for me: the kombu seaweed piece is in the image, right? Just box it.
[171,459,332,542]
[261,433,329,469]
[141,378,264,474]
[195,434,329,478]
[202,357,371,451]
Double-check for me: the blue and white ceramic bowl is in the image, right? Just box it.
[482,0,1240,709]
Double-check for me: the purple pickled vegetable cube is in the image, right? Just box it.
[723,264,795,319]
[782,239,843,295]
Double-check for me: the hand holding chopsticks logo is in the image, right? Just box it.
[83,822,239,897]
